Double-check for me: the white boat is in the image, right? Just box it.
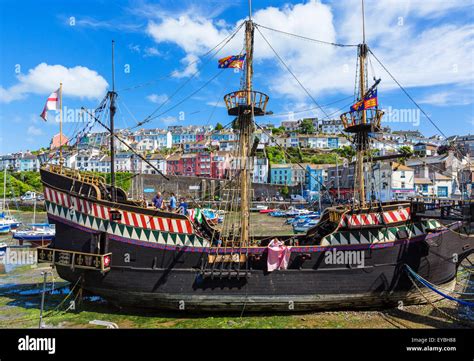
[0,168,20,229]
[12,223,55,247]
[0,242,7,256]
[0,224,10,235]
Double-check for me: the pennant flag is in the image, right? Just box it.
[363,89,378,109]
[218,54,246,69]
[40,88,60,121]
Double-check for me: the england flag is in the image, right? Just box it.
[40,88,60,121]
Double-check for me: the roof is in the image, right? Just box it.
[406,154,448,166]
[271,163,291,169]
[166,154,181,161]
[433,172,451,181]
[391,162,413,171]
[414,177,432,185]
[307,163,333,170]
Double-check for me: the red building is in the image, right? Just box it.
[196,152,211,177]
[211,151,232,179]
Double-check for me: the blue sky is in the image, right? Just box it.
[0,0,473,153]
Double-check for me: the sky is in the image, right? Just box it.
[0,0,473,153]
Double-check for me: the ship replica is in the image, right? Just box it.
[38,3,472,311]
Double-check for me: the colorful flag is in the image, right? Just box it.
[363,89,378,109]
[350,89,378,112]
[350,100,364,112]
[40,88,60,121]
[218,54,246,69]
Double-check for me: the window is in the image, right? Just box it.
[401,182,405,189]
[400,171,405,178]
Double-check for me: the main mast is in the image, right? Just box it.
[109,40,117,202]
[224,3,269,246]
[340,0,383,207]
[356,3,368,206]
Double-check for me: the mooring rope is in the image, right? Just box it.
[405,265,474,307]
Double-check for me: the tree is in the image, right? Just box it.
[333,145,355,160]
[215,122,224,131]
[271,126,285,135]
[399,145,414,157]
[298,119,315,134]
[280,185,290,198]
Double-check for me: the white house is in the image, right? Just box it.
[252,157,269,183]
[371,162,415,201]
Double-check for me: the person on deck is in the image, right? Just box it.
[168,193,177,212]
[178,197,188,215]
[152,192,164,210]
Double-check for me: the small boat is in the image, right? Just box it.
[0,224,10,234]
[259,208,276,214]
[202,209,224,224]
[1,169,21,229]
[269,210,286,217]
[250,205,268,212]
[0,242,7,256]
[293,219,319,233]
[0,214,21,229]
[12,223,55,247]
[285,208,312,218]
[286,213,320,225]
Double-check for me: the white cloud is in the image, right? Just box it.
[147,15,230,55]
[142,0,473,104]
[418,89,473,107]
[144,47,161,57]
[146,93,168,104]
[27,125,44,136]
[160,116,177,125]
[146,13,237,77]
[171,54,200,78]
[0,63,108,103]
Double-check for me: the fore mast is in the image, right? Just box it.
[224,4,269,246]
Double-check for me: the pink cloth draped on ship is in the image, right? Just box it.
[267,239,292,272]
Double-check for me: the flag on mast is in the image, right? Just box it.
[218,54,246,69]
[40,88,60,121]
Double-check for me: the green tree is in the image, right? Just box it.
[298,119,315,134]
[399,145,414,157]
[280,185,289,198]
[215,122,224,131]
[333,145,356,160]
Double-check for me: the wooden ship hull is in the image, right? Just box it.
[37,166,472,311]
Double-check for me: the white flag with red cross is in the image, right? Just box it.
[40,88,60,121]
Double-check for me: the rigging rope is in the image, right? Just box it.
[255,23,358,48]
[255,26,332,120]
[133,24,245,128]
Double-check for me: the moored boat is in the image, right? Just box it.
[12,223,55,247]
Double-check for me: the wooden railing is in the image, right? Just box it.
[46,164,106,186]
[37,246,111,272]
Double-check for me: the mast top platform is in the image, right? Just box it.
[340,108,384,133]
[224,90,269,116]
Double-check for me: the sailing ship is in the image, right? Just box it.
[37,2,472,311]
